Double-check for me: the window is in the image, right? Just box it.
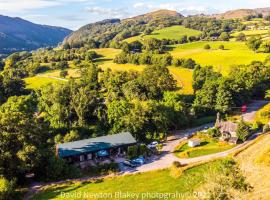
[79,155,84,162]
[87,153,92,160]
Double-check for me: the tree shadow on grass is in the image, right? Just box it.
[32,179,105,200]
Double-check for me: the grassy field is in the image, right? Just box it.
[24,63,194,94]
[174,135,234,158]
[32,160,225,200]
[170,41,269,74]
[125,26,201,43]
[100,63,193,94]
[231,29,269,37]
[24,76,64,90]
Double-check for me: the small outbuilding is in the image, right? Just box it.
[188,139,201,147]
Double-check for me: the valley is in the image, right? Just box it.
[1,5,270,200]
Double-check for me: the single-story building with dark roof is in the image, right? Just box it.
[56,132,137,168]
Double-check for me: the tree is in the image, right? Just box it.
[193,79,219,113]
[0,60,4,71]
[236,119,250,142]
[219,32,230,41]
[63,130,80,142]
[85,51,99,61]
[219,45,225,50]
[139,65,176,99]
[182,58,197,69]
[59,70,68,78]
[0,95,49,181]
[246,37,262,52]
[192,65,221,92]
[0,176,16,200]
[215,79,234,113]
[236,33,246,41]
[204,44,211,50]
[121,42,130,53]
[262,42,270,53]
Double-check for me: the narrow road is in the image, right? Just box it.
[24,100,268,199]
[242,100,268,122]
[36,74,68,81]
[123,100,269,174]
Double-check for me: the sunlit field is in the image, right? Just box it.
[32,160,224,200]
[170,41,269,74]
[125,26,201,43]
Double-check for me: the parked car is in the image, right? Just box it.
[123,160,137,168]
[132,156,145,165]
[147,141,158,149]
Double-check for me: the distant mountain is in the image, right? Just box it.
[63,9,183,48]
[0,15,72,54]
[211,7,270,19]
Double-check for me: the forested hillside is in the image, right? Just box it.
[0,15,71,54]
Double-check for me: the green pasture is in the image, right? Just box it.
[170,41,268,74]
[125,26,201,43]
[32,160,224,200]
[24,76,64,90]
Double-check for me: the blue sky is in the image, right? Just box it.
[0,0,270,30]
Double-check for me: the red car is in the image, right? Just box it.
[242,105,247,113]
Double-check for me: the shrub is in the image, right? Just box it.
[219,45,225,50]
[86,163,119,176]
[36,156,82,182]
[251,121,263,132]
[172,161,182,168]
[206,128,221,138]
[236,33,246,41]
[127,145,139,159]
[182,58,197,69]
[0,177,16,200]
[59,70,68,78]
[263,124,270,133]
[170,162,183,178]
[204,44,211,50]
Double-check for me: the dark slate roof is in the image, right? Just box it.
[57,132,136,158]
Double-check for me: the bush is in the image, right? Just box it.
[206,128,221,138]
[36,156,82,182]
[170,162,183,178]
[251,121,263,132]
[236,33,246,41]
[204,44,211,50]
[86,163,119,176]
[219,45,225,50]
[127,145,139,159]
[263,124,270,133]
[59,70,68,78]
[0,177,16,200]
[182,58,197,69]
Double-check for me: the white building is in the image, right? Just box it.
[188,139,201,147]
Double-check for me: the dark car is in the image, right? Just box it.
[123,160,137,168]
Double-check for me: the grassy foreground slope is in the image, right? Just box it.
[125,26,201,43]
[170,41,268,74]
[236,134,270,200]
[32,160,224,200]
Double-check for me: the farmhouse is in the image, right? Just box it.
[215,113,239,144]
[56,132,137,168]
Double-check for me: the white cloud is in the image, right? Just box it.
[85,7,129,18]
[0,0,61,12]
